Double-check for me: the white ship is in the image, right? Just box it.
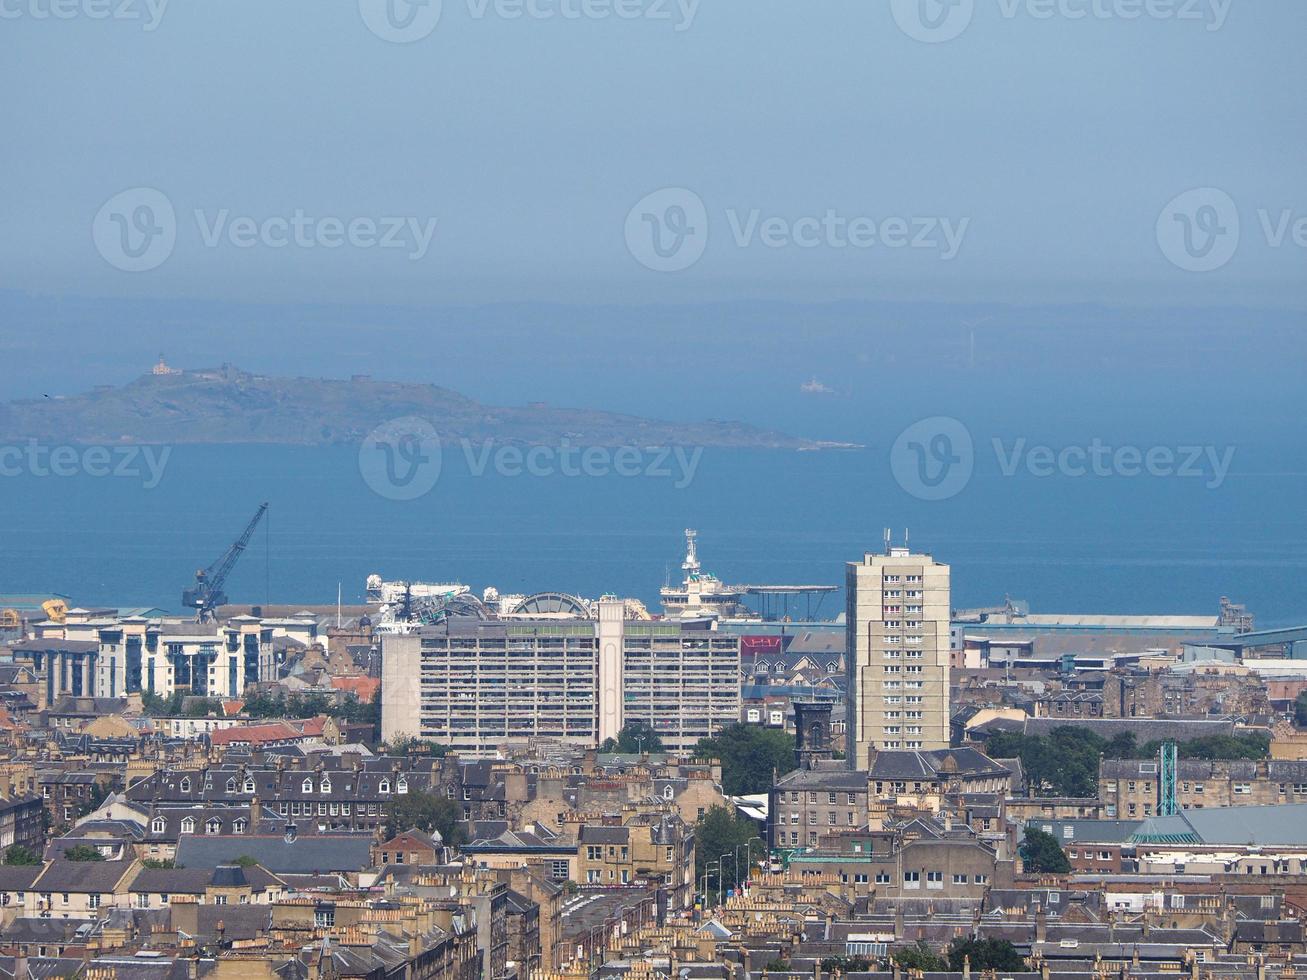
[659,529,752,620]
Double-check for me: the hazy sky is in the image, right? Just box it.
[4,0,1304,309]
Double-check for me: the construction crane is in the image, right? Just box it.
[182,503,268,623]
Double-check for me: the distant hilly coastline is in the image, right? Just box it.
[0,364,843,450]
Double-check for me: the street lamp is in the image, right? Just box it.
[735,835,764,890]
[700,859,719,909]
[719,852,734,907]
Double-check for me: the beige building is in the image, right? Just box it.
[846,545,950,767]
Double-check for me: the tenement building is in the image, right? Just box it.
[846,542,951,767]
[381,601,740,754]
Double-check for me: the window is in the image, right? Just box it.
[953,874,967,884]
[315,907,336,927]
[206,818,222,835]
[974,874,988,884]
[180,817,195,834]
[550,860,569,879]
[396,777,408,794]
[904,871,920,889]
[303,778,314,793]
[233,818,247,834]
[152,817,166,834]
[379,779,391,793]
[243,778,255,793]
[875,872,892,883]
[179,777,190,793]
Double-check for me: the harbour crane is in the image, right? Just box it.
[182,503,268,622]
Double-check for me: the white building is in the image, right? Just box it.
[381,599,740,755]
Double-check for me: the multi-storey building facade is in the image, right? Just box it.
[382,606,739,755]
[17,610,317,701]
[1100,758,1307,817]
[846,545,951,767]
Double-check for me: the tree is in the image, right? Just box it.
[225,854,259,867]
[891,942,948,972]
[1020,826,1071,874]
[947,938,1025,972]
[1101,732,1138,759]
[384,790,465,846]
[694,724,796,795]
[694,805,763,898]
[142,858,176,869]
[599,721,664,755]
[2,844,41,866]
[384,736,448,758]
[63,844,106,862]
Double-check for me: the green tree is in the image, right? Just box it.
[63,844,106,862]
[947,938,1026,972]
[225,854,259,867]
[384,736,448,758]
[599,721,664,755]
[694,805,763,898]
[1020,826,1071,874]
[142,858,176,869]
[891,943,948,972]
[384,790,464,846]
[2,844,41,865]
[1101,732,1138,759]
[694,724,796,795]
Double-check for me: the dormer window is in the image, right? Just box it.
[396,777,408,795]
[320,777,332,793]
[233,818,248,834]
[379,779,391,794]
[243,778,255,793]
[205,818,221,835]
[179,777,191,793]
[152,817,167,834]
[226,778,237,793]
[663,785,674,800]
[180,817,195,834]
[302,778,314,793]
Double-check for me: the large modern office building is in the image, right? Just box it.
[381,599,741,755]
[846,544,951,767]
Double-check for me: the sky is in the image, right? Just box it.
[3,0,1305,312]
[1,4,1305,619]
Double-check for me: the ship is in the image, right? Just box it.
[659,529,753,620]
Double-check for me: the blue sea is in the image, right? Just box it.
[1,439,1304,628]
